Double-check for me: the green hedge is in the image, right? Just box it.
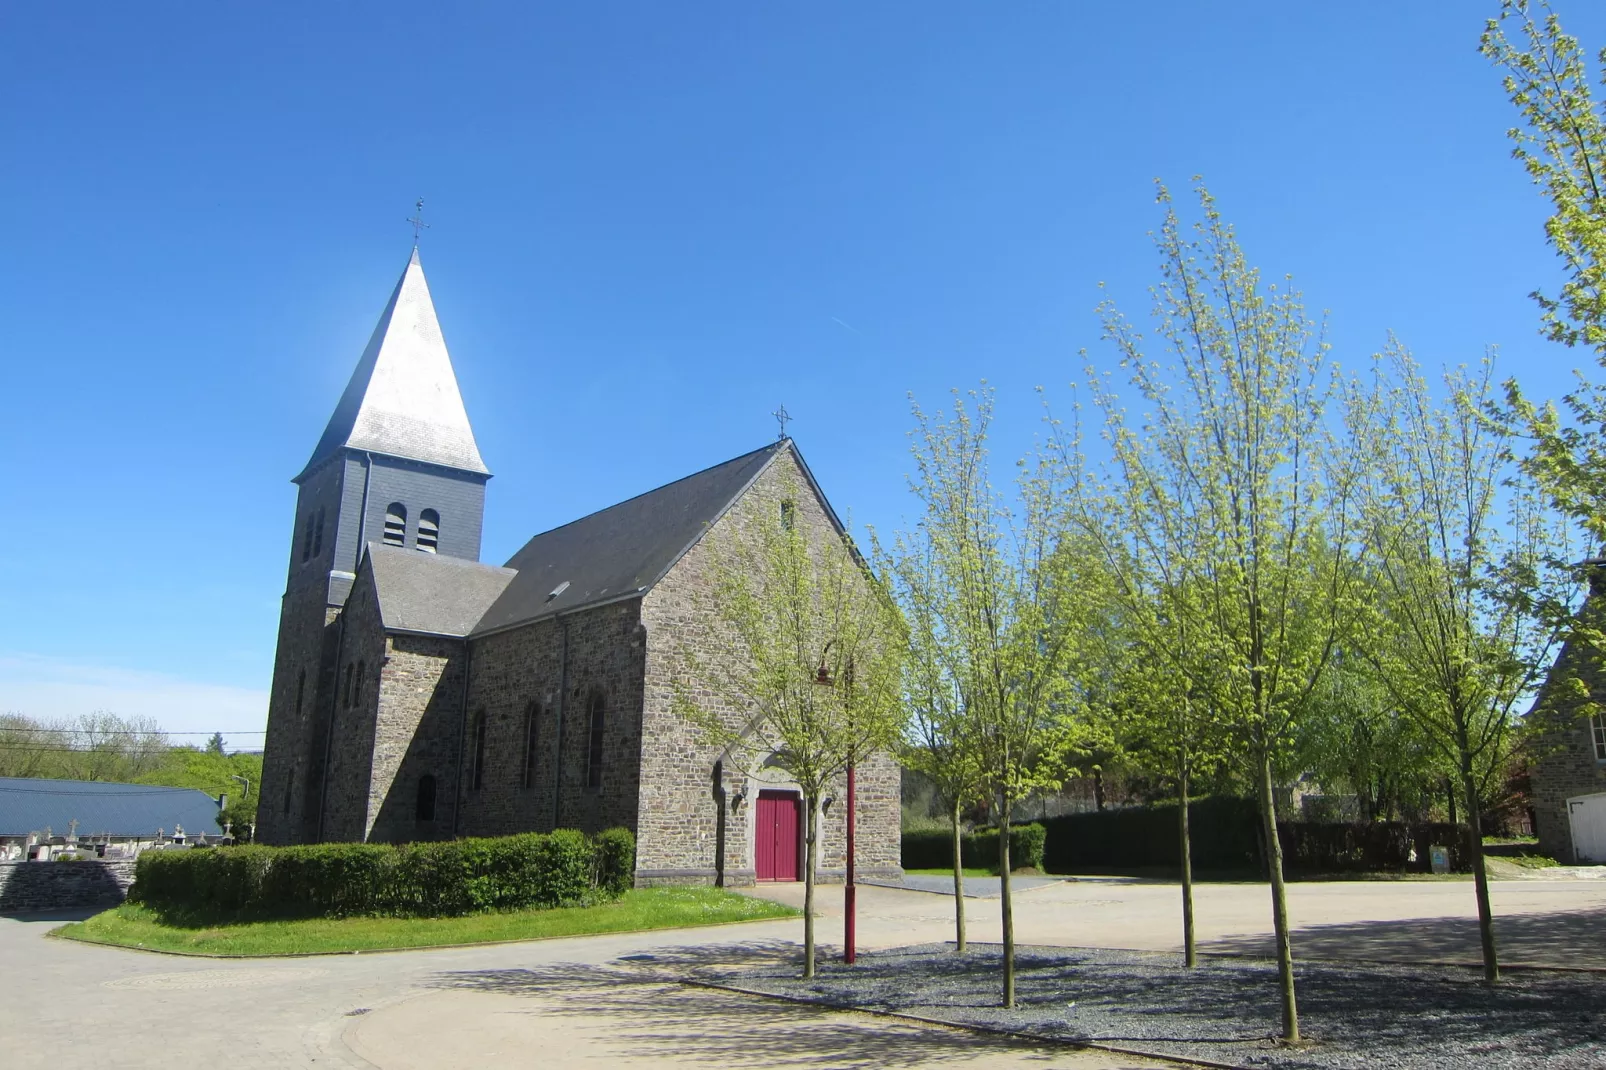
[132,828,636,919]
[901,823,1047,872]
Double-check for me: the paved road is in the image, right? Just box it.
[751,874,1606,969]
[3,877,1602,1069]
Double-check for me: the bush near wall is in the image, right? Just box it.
[132,828,636,919]
[900,823,1046,872]
[903,802,1475,875]
[1031,800,1468,874]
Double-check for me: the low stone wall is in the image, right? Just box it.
[0,859,136,914]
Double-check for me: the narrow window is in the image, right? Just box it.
[522,702,540,789]
[294,670,306,719]
[471,712,488,791]
[586,692,606,791]
[313,507,325,557]
[415,775,437,822]
[780,500,795,531]
[417,509,440,553]
[343,662,355,707]
[355,660,366,706]
[383,502,407,547]
[283,768,295,816]
[1594,713,1606,761]
[300,513,316,562]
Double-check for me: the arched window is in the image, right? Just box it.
[294,670,306,720]
[780,500,796,531]
[521,702,540,789]
[586,692,606,791]
[471,711,488,792]
[415,775,437,822]
[283,768,295,816]
[312,507,326,557]
[300,512,316,562]
[383,502,407,547]
[417,509,440,553]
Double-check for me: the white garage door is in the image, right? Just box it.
[1567,793,1606,863]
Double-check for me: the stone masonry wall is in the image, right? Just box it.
[457,601,646,839]
[638,447,903,886]
[365,632,468,843]
[319,566,388,842]
[1530,595,1606,864]
[259,459,348,846]
[0,860,135,913]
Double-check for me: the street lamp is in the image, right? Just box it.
[813,644,858,966]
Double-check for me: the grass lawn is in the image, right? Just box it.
[906,867,999,878]
[52,887,798,958]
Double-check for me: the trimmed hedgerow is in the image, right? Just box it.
[900,823,1047,873]
[131,828,636,919]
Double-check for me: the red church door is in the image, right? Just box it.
[754,790,802,881]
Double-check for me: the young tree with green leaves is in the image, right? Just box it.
[1360,346,1576,982]
[890,388,1100,1007]
[1482,3,1606,544]
[674,475,906,979]
[881,538,988,951]
[1073,182,1370,1041]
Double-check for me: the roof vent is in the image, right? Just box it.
[546,581,570,603]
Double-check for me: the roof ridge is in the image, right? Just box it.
[503,440,783,551]
[367,541,516,575]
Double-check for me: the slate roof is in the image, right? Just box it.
[297,249,490,481]
[0,778,223,839]
[366,543,517,637]
[471,441,790,635]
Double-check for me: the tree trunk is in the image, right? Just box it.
[1460,755,1500,983]
[803,793,819,979]
[1093,767,1106,811]
[1178,757,1196,968]
[1256,747,1299,1042]
[951,796,967,953]
[999,800,1015,1008]
[1446,776,1457,827]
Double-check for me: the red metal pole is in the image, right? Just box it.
[844,762,857,964]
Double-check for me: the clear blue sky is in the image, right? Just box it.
[2,4,1602,747]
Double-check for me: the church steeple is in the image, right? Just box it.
[297,249,489,482]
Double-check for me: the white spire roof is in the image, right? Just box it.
[297,249,490,481]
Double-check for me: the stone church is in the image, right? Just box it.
[255,250,901,887]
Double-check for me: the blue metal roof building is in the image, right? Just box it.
[0,778,223,840]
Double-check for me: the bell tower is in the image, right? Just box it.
[257,249,492,843]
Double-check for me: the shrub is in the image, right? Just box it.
[593,827,637,897]
[131,828,636,919]
[899,823,1047,873]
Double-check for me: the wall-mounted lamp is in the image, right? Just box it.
[729,788,747,810]
[822,794,836,812]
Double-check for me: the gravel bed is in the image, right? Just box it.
[707,942,1606,1069]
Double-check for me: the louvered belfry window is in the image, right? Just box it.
[383,503,407,547]
[418,509,440,553]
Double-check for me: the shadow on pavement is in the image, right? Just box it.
[721,943,1606,1068]
[427,941,1073,1068]
[1204,905,1606,969]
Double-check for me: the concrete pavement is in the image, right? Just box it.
[3,876,1603,1069]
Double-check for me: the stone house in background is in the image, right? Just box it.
[255,250,902,887]
[1530,581,1606,864]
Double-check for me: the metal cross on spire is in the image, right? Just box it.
[407,198,430,246]
[772,404,792,441]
